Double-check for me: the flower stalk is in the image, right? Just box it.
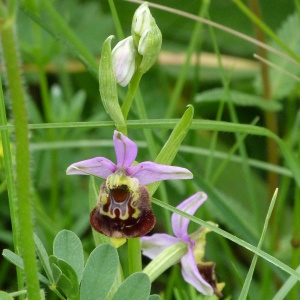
[0,16,41,300]
[143,242,187,282]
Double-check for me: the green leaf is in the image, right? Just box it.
[0,291,14,300]
[80,243,119,300]
[254,12,300,99]
[148,295,161,300]
[49,255,63,285]
[195,88,282,111]
[34,233,54,283]
[111,272,150,300]
[49,255,79,298]
[50,263,73,291]
[99,35,126,133]
[49,256,73,292]
[238,189,278,299]
[53,230,84,283]
[2,249,50,285]
[148,105,194,195]
[272,264,300,300]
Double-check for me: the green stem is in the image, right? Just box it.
[143,242,187,282]
[121,71,143,120]
[0,19,41,300]
[291,166,300,300]
[108,0,124,40]
[128,238,142,274]
[0,71,25,299]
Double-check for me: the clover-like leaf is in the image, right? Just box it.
[111,272,150,300]
[80,244,119,300]
[53,230,84,283]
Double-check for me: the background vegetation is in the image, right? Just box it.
[0,0,299,299]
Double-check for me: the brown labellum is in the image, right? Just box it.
[198,262,223,298]
[90,182,155,238]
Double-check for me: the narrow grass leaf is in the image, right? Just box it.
[112,272,151,300]
[238,189,278,299]
[272,264,300,300]
[80,244,119,300]
[2,119,300,189]
[148,105,194,195]
[196,88,282,111]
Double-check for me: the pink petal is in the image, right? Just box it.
[172,192,207,241]
[141,234,180,259]
[181,247,213,296]
[127,162,193,185]
[113,131,138,168]
[66,157,117,179]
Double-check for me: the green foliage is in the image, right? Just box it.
[80,243,119,300]
[53,230,84,283]
[1,0,300,299]
[0,291,14,300]
[3,231,156,300]
[196,88,282,111]
[111,272,150,300]
[99,35,126,133]
[254,12,300,99]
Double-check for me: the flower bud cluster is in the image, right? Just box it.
[111,2,162,86]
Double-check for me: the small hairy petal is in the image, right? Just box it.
[127,161,193,185]
[113,131,138,168]
[172,192,207,241]
[66,157,117,179]
[141,234,180,259]
[181,247,213,296]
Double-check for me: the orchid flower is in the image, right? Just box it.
[141,192,223,298]
[66,131,192,239]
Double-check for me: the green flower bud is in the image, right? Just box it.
[131,2,151,46]
[112,36,136,87]
[131,2,162,74]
